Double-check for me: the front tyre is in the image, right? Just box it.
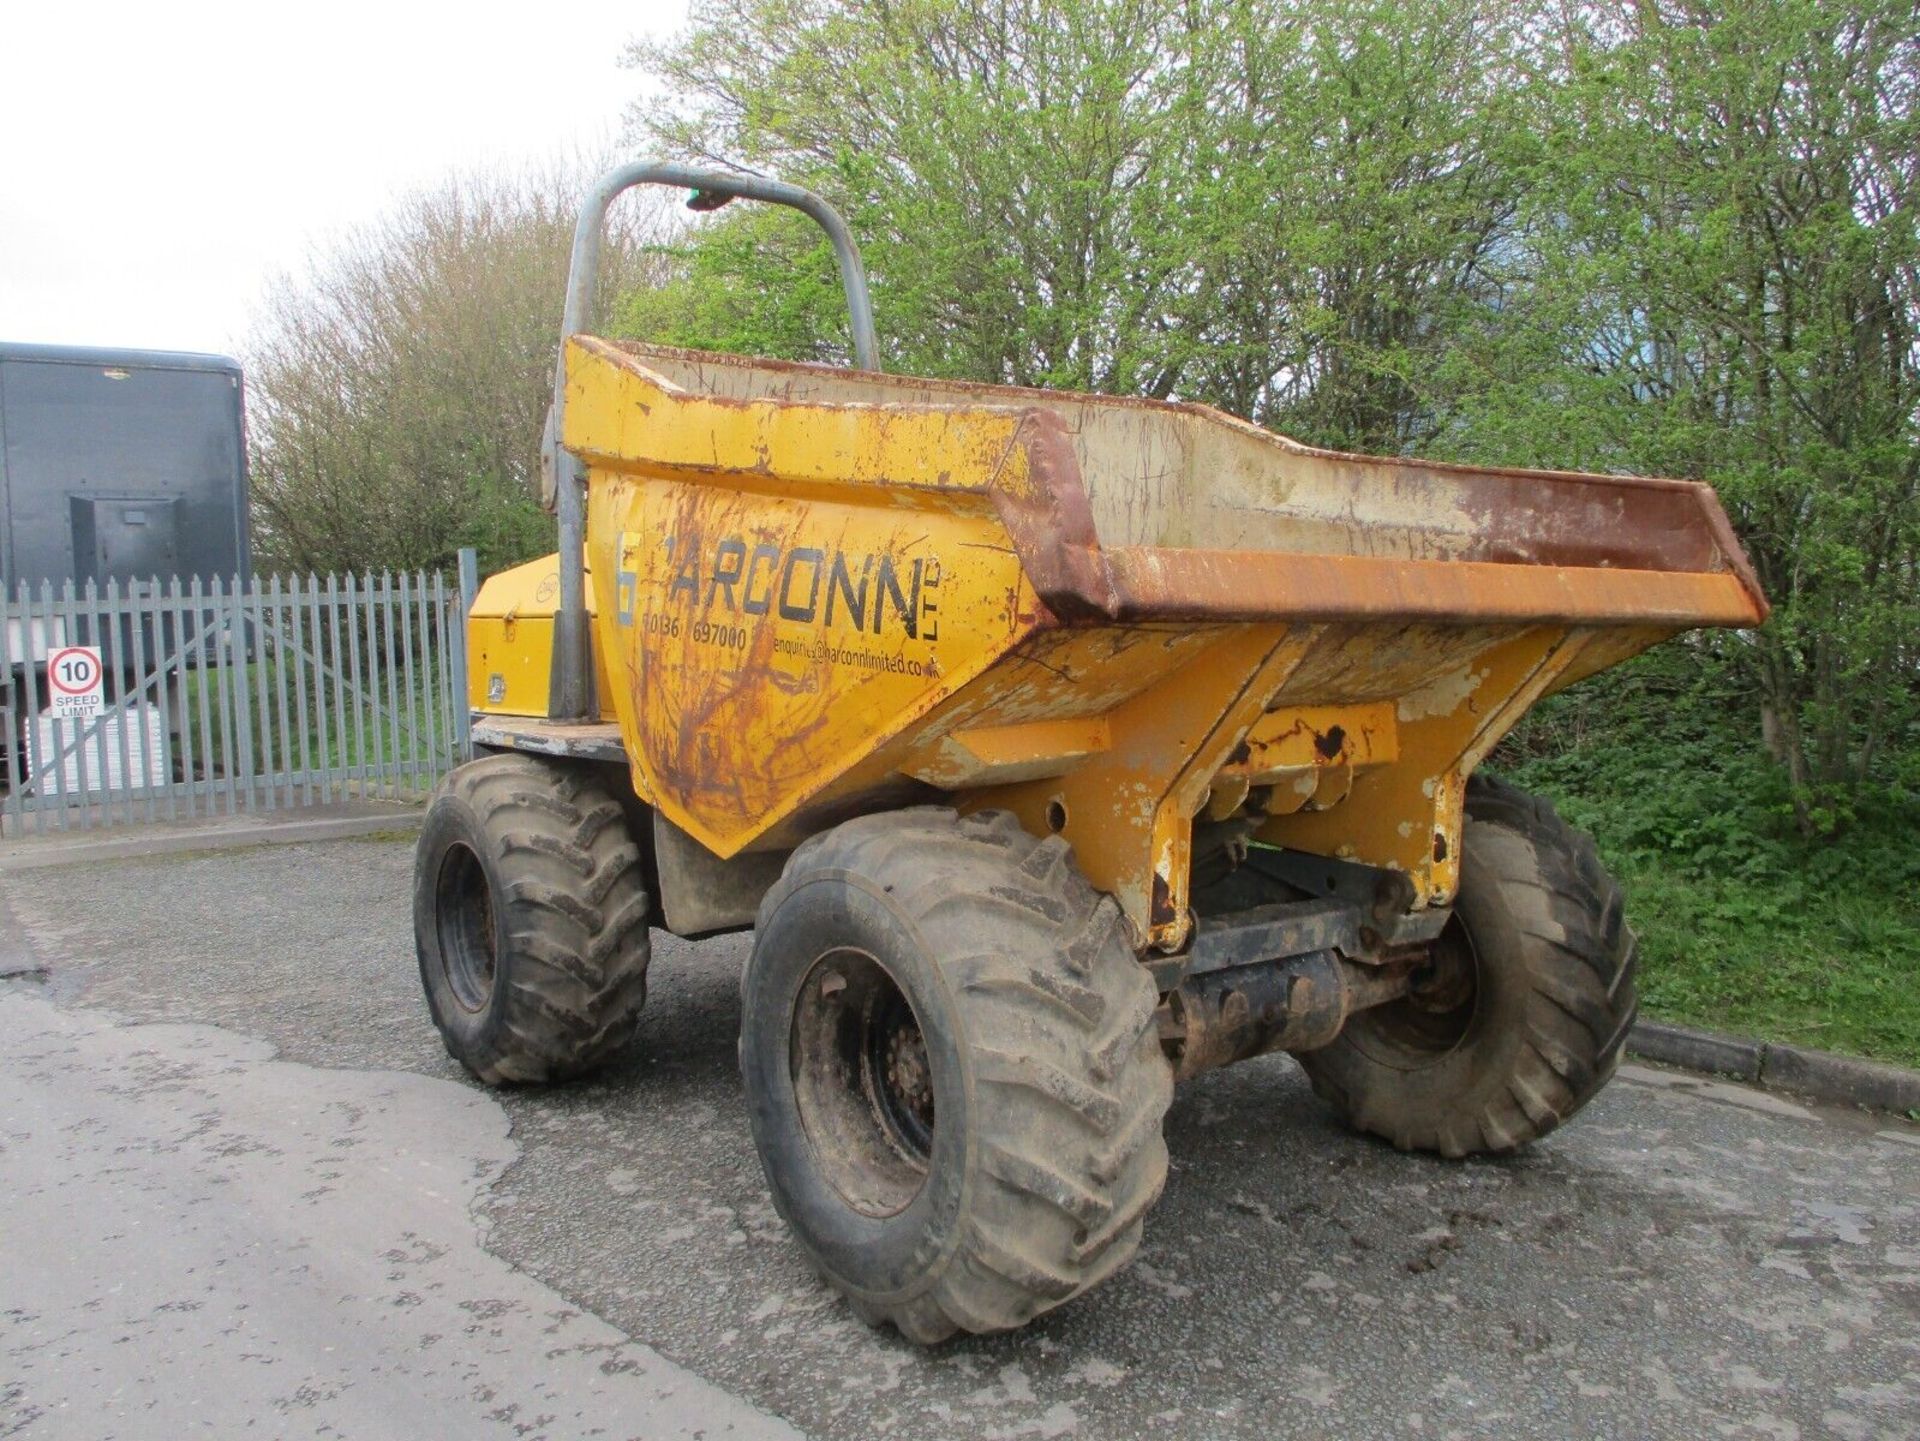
[413,753,652,1084]
[1297,774,1636,1156]
[741,808,1174,1344]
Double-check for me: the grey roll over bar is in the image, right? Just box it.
[544,161,880,720]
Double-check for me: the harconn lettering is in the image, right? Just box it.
[628,534,941,640]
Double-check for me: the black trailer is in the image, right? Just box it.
[0,341,249,598]
[1,341,250,772]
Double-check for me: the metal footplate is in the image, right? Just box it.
[470,716,628,763]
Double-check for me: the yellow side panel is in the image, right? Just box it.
[469,616,556,717]
[467,553,617,721]
[586,474,1041,857]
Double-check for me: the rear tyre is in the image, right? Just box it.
[414,753,652,1084]
[1297,774,1636,1156]
[741,807,1174,1343]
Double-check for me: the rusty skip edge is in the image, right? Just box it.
[998,407,1769,632]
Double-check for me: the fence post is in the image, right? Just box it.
[22,583,52,835]
[452,548,478,763]
[61,580,90,829]
[1,583,20,837]
[105,577,135,826]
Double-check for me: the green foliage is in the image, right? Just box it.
[618,206,849,364]
[1433,0,1920,832]
[628,0,1534,441]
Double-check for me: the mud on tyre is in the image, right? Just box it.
[1297,773,1636,1157]
[414,753,652,1085]
[740,807,1174,1343]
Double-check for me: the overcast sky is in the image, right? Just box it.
[1,0,691,358]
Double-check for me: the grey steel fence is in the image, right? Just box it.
[1,568,472,836]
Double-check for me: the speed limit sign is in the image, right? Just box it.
[47,645,105,720]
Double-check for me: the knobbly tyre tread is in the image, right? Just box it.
[415,753,651,1085]
[745,807,1173,1343]
[1298,773,1636,1157]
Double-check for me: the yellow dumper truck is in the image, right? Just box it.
[414,164,1768,1343]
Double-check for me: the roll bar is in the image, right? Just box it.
[545,161,880,720]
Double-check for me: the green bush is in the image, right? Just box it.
[1494,654,1920,1068]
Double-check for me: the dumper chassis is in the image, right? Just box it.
[413,163,1767,1342]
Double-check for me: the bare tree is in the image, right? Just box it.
[246,161,670,577]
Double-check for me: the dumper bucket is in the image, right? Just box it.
[560,337,1766,950]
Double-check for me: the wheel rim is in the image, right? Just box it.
[435,842,497,1013]
[1346,914,1482,1071]
[789,947,935,1218]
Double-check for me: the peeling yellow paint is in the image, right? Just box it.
[1398,663,1486,722]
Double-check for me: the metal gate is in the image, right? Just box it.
[1,568,472,836]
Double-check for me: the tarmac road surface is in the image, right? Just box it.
[4,835,1918,1440]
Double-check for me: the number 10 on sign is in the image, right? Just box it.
[47,645,105,720]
